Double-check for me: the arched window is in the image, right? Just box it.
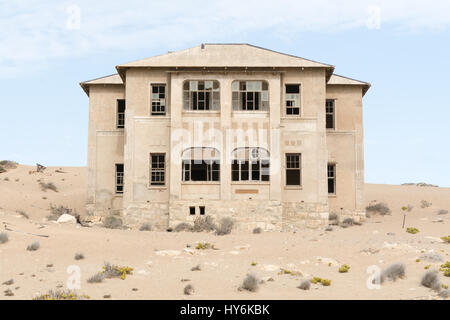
[231,147,270,182]
[232,81,269,111]
[183,80,220,111]
[182,147,220,182]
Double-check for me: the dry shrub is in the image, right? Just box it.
[193,216,216,232]
[102,262,133,280]
[102,216,123,229]
[40,181,58,192]
[74,253,85,260]
[183,284,194,295]
[191,264,201,271]
[297,279,310,290]
[420,253,443,263]
[27,241,40,251]
[87,273,105,283]
[0,160,18,169]
[329,213,338,221]
[139,223,152,231]
[374,263,406,284]
[421,200,432,208]
[437,209,448,215]
[174,222,193,232]
[253,227,262,234]
[33,289,90,300]
[47,204,76,221]
[365,202,391,216]
[240,274,259,292]
[16,210,29,219]
[216,217,234,235]
[0,232,8,244]
[421,271,441,292]
[341,218,354,228]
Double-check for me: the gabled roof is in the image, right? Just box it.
[79,74,123,96]
[328,74,371,96]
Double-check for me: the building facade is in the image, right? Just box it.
[80,44,370,231]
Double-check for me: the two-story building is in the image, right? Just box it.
[80,44,370,231]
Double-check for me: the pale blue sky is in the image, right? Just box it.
[1,1,449,186]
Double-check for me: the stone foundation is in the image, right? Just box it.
[282,202,329,231]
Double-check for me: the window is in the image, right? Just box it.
[182,148,220,182]
[232,81,269,111]
[150,154,165,186]
[326,99,335,129]
[285,84,300,115]
[117,99,125,128]
[328,164,336,194]
[199,206,205,215]
[189,207,196,215]
[286,154,301,186]
[151,85,166,115]
[183,80,220,111]
[115,164,124,194]
[231,148,270,182]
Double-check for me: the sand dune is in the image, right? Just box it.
[0,165,449,300]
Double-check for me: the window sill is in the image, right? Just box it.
[114,193,123,197]
[284,186,303,190]
[233,111,269,114]
[328,194,337,198]
[232,182,270,185]
[148,186,167,190]
[181,182,220,185]
[182,111,220,115]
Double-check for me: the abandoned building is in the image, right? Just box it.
[80,44,370,231]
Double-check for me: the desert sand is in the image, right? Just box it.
[0,165,449,300]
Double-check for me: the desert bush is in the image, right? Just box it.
[0,160,18,169]
[4,289,14,297]
[193,216,216,232]
[421,271,441,292]
[329,212,338,221]
[437,209,448,215]
[253,227,262,234]
[102,216,123,229]
[278,268,302,276]
[420,200,432,208]
[406,227,419,234]
[174,222,193,232]
[40,181,58,192]
[16,210,29,219]
[47,204,76,221]
[310,277,331,286]
[3,177,9,181]
[375,263,406,284]
[0,166,5,174]
[139,223,152,231]
[365,202,391,216]
[183,284,194,295]
[341,218,354,228]
[420,253,443,262]
[439,290,450,298]
[297,279,311,290]
[441,236,450,243]
[191,264,201,271]
[251,261,257,266]
[339,264,351,273]
[102,262,133,280]
[215,217,234,235]
[0,232,8,244]
[33,289,90,300]
[240,274,259,292]
[27,241,40,251]
[195,242,215,250]
[74,253,85,260]
[2,279,13,285]
[87,273,105,283]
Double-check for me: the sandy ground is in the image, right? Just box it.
[0,165,449,300]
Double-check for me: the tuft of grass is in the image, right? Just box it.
[2,279,14,285]
[425,265,431,270]
[174,222,193,232]
[441,236,450,244]
[442,284,449,289]
[191,264,201,271]
[420,200,432,208]
[341,218,354,228]
[102,216,123,229]
[297,279,311,290]
[33,289,90,300]
[339,264,351,273]
[421,271,441,292]
[278,268,302,276]
[310,277,331,286]
[329,212,338,221]
[139,223,152,231]
[193,216,216,232]
[437,209,448,215]
[365,202,391,216]
[251,261,257,266]
[74,253,85,260]
[240,274,259,292]
[39,181,58,192]
[47,204,77,221]
[195,242,215,250]
[406,227,419,234]
[375,263,406,284]
[0,160,18,169]
[215,217,234,236]
[16,210,29,219]
[420,253,443,263]
[253,227,262,234]
[101,262,133,280]
[26,241,40,251]
[416,259,421,263]
[0,232,8,244]
[87,273,105,283]
[183,284,194,295]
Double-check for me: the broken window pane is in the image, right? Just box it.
[232,81,268,111]
[183,80,220,111]
[151,85,166,116]
[326,99,335,129]
[117,99,125,128]
[286,154,301,186]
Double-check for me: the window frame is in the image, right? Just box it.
[151,84,166,116]
[232,80,269,112]
[285,84,301,116]
[231,147,270,183]
[326,99,335,130]
[285,153,301,186]
[182,80,220,111]
[116,99,125,129]
[327,163,336,195]
[115,163,124,194]
[150,153,166,186]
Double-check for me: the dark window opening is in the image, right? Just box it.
[286,154,301,186]
[285,85,300,116]
[328,164,336,194]
[151,85,166,115]
[231,148,270,182]
[232,81,269,111]
[115,163,124,194]
[189,206,196,215]
[117,100,125,128]
[183,80,220,111]
[150,154,165,186]
[183,160,220,182]
[326,99,335,129]
[199,206,205,215]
